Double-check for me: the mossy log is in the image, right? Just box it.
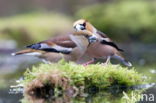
[19,61,146,99]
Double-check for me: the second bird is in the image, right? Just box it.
[73,19,132,67]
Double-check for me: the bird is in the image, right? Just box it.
[73,19,132,67]
[11,33,94,64]
[73,19,124,52]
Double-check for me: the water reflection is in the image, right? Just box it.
[0,89,23,103]
[139,86,156,103]
[21,84,156,103]
[1,84,155,103]
[22,90,123,103]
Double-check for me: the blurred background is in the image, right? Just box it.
[0,0,156,102]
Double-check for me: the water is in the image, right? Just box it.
[0,89,23,103]
[17,85,156,103]
[0,49,40,103]
[0,85,156,103]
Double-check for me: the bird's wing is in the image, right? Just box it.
[26,37,76,55]
[45,35,76,48]
[26,41,73,54]
[26,35,78,54]
[100,40,124,52]
[96,31,124,52]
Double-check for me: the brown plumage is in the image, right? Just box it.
[12,34,92,64]
[45,35,76,48]
[73,19,132,67]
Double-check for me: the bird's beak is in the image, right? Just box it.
[88,35,97,43]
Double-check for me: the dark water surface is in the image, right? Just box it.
[0,89,23,103]
[0,86,156,103]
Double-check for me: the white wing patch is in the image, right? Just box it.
[52,45,73,52]
[39,43,72,53]
[40,43,51,49]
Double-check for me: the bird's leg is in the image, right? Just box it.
[82,58,95,66]
[102,56,111,66]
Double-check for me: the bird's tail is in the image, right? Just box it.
[11,49,42,56]
[112,52,132,67]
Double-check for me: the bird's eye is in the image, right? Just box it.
[83,22,86,27]
[80,24,84,26]
[79,23,86,30]
[80,23,86,27]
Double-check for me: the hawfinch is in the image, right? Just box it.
[73,19,132,67]
[73,19,124,52]
[11,34,93,64]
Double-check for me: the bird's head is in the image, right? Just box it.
[73,19,96,33]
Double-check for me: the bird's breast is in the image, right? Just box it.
[86,42,115,58]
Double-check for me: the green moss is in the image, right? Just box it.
[17,61,148,103]
[0,12,72,46]
[20,61,146,90]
